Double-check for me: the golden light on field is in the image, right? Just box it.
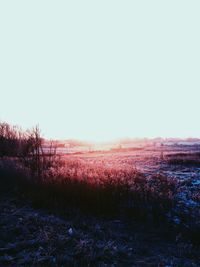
[0,1,200,141]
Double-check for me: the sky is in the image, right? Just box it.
[0,1,200,142]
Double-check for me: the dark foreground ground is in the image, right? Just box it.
[0,194,200,267]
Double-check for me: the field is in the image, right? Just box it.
[62,145,200,215]
[63,145,200,180]
[1,143,200,266]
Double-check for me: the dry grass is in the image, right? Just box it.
[166,152,200,167]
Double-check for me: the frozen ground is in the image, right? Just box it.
[63,147,200,185]
[63,146,200,226]
[0,196,200,267]
[0,146,200,266]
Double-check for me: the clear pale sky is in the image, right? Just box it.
[0,1,200,142]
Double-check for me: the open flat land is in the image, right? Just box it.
[1,144,200,266]
[61,145,200,236]
[63,145,200,188]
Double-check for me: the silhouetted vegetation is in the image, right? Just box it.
[0,122,200,248]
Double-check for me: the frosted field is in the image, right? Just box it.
[60,145,200,226]
[62,146,200,183]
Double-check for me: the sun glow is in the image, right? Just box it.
[0,1,200,142]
